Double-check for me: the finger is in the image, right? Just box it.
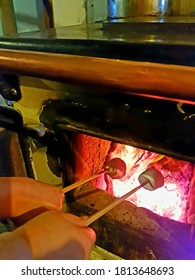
[12,207,48,226]
[38,185,64,210]
[83,227,96,244]
[61,212,87,227]
[11,177,64,211]
[79,227,96,260]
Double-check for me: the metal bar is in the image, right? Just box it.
[0,49,195,104]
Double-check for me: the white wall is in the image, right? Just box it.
[86,0,107,23]
[0,0,45,35]
[1,0,195,36]
[52,0,87,27]
[13,0,45,33]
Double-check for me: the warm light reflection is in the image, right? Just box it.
[103,144,191,223]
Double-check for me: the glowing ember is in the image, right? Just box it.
[98,144,193,223]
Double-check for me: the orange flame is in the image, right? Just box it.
[100,144,192,223]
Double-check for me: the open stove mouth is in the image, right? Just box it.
[72,133,193,224]
[67,133,195,260]
[97,143,193,224]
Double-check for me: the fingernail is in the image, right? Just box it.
[85,228,96,243]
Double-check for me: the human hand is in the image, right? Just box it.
[13,210,96,260]
[0,177,64,219]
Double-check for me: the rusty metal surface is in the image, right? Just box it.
[40,90,195,163]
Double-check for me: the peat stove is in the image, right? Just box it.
[1,18,195,260]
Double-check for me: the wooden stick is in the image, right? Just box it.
[0,0,17,35]
[84,181,147,226]
[62,169,108,194]
[0,49,195,104]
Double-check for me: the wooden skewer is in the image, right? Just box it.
[62,158,126,194]
[84,181,147,226]
[62,168,111,194]
[84,167,164,226]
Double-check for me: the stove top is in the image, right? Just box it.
[1,17,195,66]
